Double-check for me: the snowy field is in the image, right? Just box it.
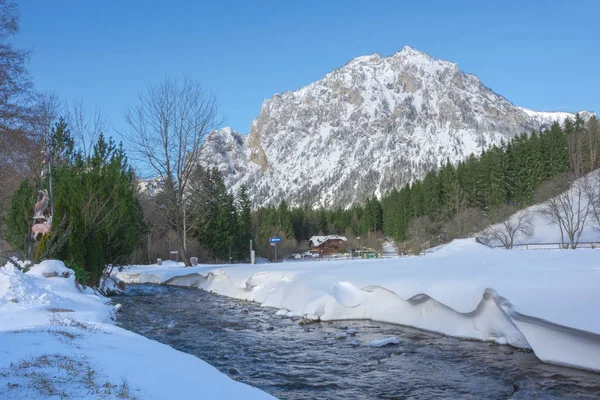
[0,260,274,399]
[481,170,600,248]
[483,200,599,247]
[117,239,600,373]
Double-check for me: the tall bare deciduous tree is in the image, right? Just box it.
[0,0,31,129]
[0,0,32,189]
[586,116,600,172]
[0,0,36,258]
[538,174,591,249]
[124,76,219,265]
[584,171,600,234]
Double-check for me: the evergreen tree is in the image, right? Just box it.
[422,171,440,219]
[198,168,239,261]
[52,132,146,285]
[409,181,425,217]
[277,200,295,239]
[506,134,533,205]
[480,146,507,209]
[382,189,398,238]
[236,184,252,260]
[4,179,36,254]
[439,159,461,215]
[316,208,329,234]
[214,190,238,262]
[49,118,76,166]
[394,185,411,241]
[364,194,382,232]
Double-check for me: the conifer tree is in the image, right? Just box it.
[422,171,440,219]
[382,189,398,237]
[439,159,461,215]
[52,131,146,285]
[481,146,507,209]
[4,178,35,254]
[214,190,238,262]
[409,181,425,217]
[277,200,295,239]
[236,184,252,259]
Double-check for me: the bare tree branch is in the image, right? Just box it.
[583,171,600,234]
[122,76,221,265]
[65,100,106,160]
[539,175,592,249]
[481,205,533,249]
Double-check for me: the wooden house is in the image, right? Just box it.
[309,235,347,255]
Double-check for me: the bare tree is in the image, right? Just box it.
[0,0,34,194]
[65,100,106,160]
[539,176,591,249]
[482,205,533,249]
[0,1,45,259]
[408,216,442,248]
[584,171,600,234]
[568,131,585,178]
[586,116,600,172]
[0,0,32,130]
[444,207,487,240]
[124,76,220,265]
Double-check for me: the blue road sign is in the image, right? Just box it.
[269,237,282,243]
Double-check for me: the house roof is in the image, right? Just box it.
[309,235,348,247]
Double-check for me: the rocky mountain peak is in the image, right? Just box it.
[199,48,594,209]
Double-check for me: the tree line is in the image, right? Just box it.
[143,114,600,260]
[252,115,600,254]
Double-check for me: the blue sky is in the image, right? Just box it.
[15,0,599,136]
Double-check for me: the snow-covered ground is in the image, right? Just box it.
[0,260,274,399]
[116,239,600,373]
[481,170,600,247]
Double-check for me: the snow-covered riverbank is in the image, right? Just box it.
[0,260,274,399]
[117,239,600,373]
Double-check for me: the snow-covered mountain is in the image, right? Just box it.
[200,46,593,208]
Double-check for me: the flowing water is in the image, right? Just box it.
[114,285,600,399]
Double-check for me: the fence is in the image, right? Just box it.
[491,241,600,250]
[284,254,398,263]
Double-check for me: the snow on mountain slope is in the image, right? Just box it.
[200,47,593,208]
[480,169,600,246]
[519,107,594,127]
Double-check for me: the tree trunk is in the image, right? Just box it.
[178,229,190,266]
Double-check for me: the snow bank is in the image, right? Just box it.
[0,260,274,399]
[117,239,600,372]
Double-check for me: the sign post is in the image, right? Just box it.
[249,239,253,264]
[269,237,281,262]
[170,250,179,264]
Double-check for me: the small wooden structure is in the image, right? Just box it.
[309,235,347,255]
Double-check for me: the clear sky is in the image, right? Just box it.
[15,0,600,136]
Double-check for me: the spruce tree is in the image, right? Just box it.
[51,132,146,285]
[277,200,295,239]
[236,184,252,260]
[422,171,440,219]
[4,179,36,254]
[439,159,461,215]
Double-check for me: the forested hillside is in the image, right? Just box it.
[139,114,598,261]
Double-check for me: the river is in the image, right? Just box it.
[114,284,600,399]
